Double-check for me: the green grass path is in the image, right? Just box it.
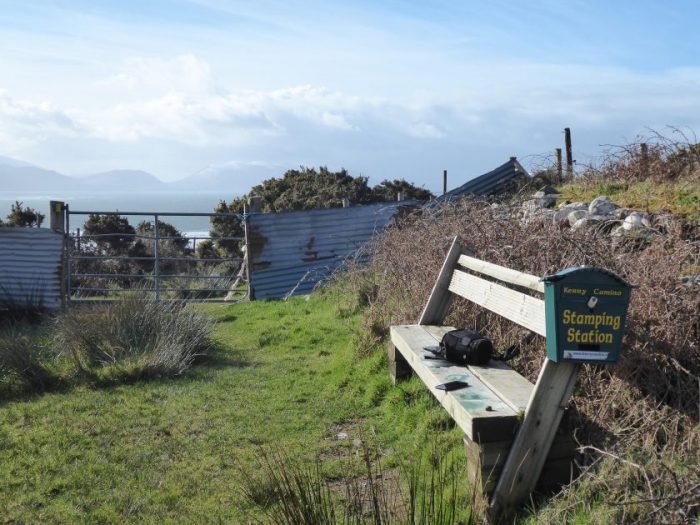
[0,293,464,523]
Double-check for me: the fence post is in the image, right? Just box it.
[640,143,649,178]
[555,148,563,182]
[154,214,160,300]
[49,201,65,232]
[64,203,70,304]
[564,127,574,179]
[443,169,448,195]
[396,191,404,202]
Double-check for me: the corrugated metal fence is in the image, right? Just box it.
[0,227,64,310]
[247,202,414,299]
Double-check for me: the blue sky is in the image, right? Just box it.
[1,0,699,192]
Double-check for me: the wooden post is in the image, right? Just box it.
[443,170,448,195]
[387,340,412,384]
[396,191,404,202]
[248,196,262,213]
[555,148,563,182]
[564,128,573,179]
[342,198,350,208]
[490,359,581,520]
[640,143,649,178]
[49,201,65,232]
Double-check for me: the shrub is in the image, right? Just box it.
[54,294,214,379]
[0,325,52,389]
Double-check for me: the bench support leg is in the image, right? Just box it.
[490,359,580,521]
[387,342,411,384]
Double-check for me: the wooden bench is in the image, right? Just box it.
[388,237,580,517]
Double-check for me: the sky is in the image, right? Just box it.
[1,0,699,192]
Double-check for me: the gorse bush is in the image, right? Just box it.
[55,294,214,378]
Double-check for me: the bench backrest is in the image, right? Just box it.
[418,237,546,336]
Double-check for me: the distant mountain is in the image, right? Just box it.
[171,163,281,194]
[0,154,282,195]
[79,170,166,192]
[0,155,36,168]
[0,162,165,194]
[0,164,77,193]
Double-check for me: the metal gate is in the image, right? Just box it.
[64,207,248,303]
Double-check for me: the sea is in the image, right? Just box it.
[0,191,232,237]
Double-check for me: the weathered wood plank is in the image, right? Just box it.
[448,270,546,336]
[387,341,412,384]
[390,325,519,442]
[418,236,465,325]
[420,325,535,414]
[457,254,545,294]
[490,359,580,520]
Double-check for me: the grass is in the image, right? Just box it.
[0,289,471,523]
[558,179,700,217]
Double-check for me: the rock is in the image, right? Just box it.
[623,212,652,231]
[558,201,587,210]
[567,210,589,227]
[524,209,556,226]
[555,203,588,225]
[335,432,348,440]
[522,197,556,215]
[611,208,633,220]
[588,196,620,216]
[572,217,599,231]
[571,215,618,233]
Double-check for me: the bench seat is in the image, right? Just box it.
[390,324,534,443]
[390,323,576,495]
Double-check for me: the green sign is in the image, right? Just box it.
[542,267,632,364]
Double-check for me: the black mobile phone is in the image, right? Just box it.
[435,381,469,391]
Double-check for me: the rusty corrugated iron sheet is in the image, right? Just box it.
[0,227,64,310]
[438,158,529,201]
[247,202,415,299]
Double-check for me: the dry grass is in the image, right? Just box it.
[54,293,214,379]
[349,139,699,522]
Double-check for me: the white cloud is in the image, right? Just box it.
[99,54,214,95]
[0,90,83,151]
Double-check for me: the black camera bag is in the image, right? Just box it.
[439,329,493,366]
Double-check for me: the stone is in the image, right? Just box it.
[335,432,348,440]
[588,196,620,216]
[557,201,587,210]
[555,203,588,225]
[623,212,652,231]
[567,209,589,227]
[611,208,633,220]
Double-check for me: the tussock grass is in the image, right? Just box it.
[239,441,476,525]
[54,293,214,379]
[0,324,52,389]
